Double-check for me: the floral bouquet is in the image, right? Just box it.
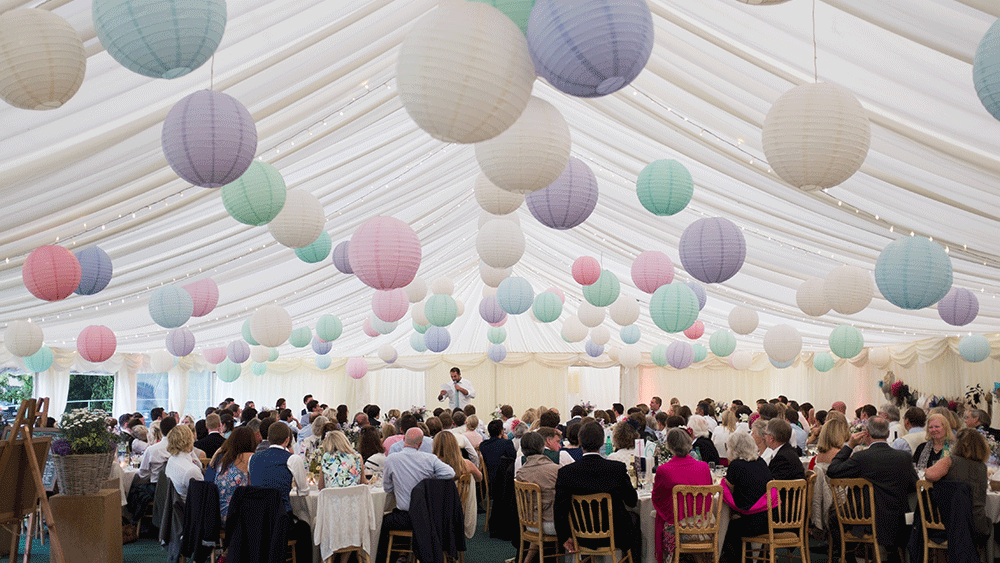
[51,408,120,456]
[653,438,672,469]
[715,403,729,418]
[737,413,750,423]
[383,414,397,426]
[307,445,326,474]
[577,401,594,416]
[977,428,1000,463]
[343,425,361,447]
[492,405,503,420]
[409,405,426,422]
[849,419,867,435]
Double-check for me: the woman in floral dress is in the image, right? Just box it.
[319,430,367,488]
[210,427,256,524]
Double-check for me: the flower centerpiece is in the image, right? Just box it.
[50,408,121,495]
[408,405,426,422]
[492,404,503,421]
[576,401,595,416]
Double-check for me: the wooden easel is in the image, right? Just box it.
[0,398,64,563]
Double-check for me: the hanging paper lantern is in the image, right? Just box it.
[619,345,642,368]
[796,278,830,317]
[149,350,175,373]
[683,321,704,340]
[182,278,219,318]
[666,341,694,370]
[868,347,891,369]
[425,294,458,327]
[362,318,380,338]
[583,270,620,307]
[269,191,325,249]
[378,344,398,364]
[250,362,267,376]
[478,219,526,269]
[762,82,871,191]
[430,278,454,296]
[484,286,498,298]
[249,304,292,347]
[424,327,451,353]
[771,358,794,369]
[315,356,332,370]
[562,316,588,343]
[162,90,255,188]
[227,340,250,364]
[203,347,227,365]
[295,231,332,264]
[411,302,428,326]
[730,350,753,371]
[242,319,258,345]
[649,283,699,333]
[478,210,521,229]
[480,262,512,288]
[527,0,654,98]
[813,353,835,373]
[413,321,431,334]
[250,345,270,364]
[268,348,279,362]
[577,302,606,328]
[315,314,343,342]
[372,289,409,323]
[474,173,524,215]
[476,96,571,195]
[397,1,535,143]
[332,241,354,275]
[149,285,194,329]
[23,245,81,302]
[829,325,864,359]
[620,325,641,345]
[631,251,674,294]
[589,326,610,346]
[874,236,953,310]
[973,18,1000,121]
[572,257,601,286]
[165,328,195,357]
[488,343,507,362]
[728,307,759,336]
[0,9,86,110]
[937,287,979,326]
[487,326,508,345]
[532,292,562,323]
[823,265,873,315]
[74,247,112,296]
[221,161,286,225]
[410,332,428,353]
[288,327,312,348]
[635,159,693,216]
[404,277,427,303]
[692,343,708,363]
[606,345,619,362]
[497,277,534,315]
[471,0,536,35]
[709,330,736,357]
[311,336,332,356]
[546,287,565,303]
[77,325,116,363]
[217,359,241,382]
[350,216,422,290]
[4,320,43,357]
[679,217,746,284]
[479,295,508,324]
[959,335,991,363]
[650,344,669,367]
[686,282,707,311]
[585,340,604,358]
[608,295,640,326]
[525,157,599,229]
[763,324,802,363]
[24,345,54,373]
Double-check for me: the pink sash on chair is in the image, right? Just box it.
[721,479,780,515]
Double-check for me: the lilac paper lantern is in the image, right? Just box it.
[488,343,507,363]
[686,282,706,310]
[372,288,410,323]
[479,295,508,324]
[631,250,674,294]
[183,278,219,317]
[346,357,368,380]
[349,216,422,290]
[203,347,227,365]
[525,157,599,230]
[332,241,353,274]
[165,327,195,357]
[938,287,979,326]
[227,340,250,364]
[424,326,451,353]
[679,217,746,284]
[666,341,694,370]
[312,336,332,355]
[161,90,257,188]
[74,247,113,295]
[585,340,604,357]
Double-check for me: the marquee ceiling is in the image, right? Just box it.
[1,0,999,362]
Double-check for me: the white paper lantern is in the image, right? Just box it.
[590,326,610,346]
[250,345,270,364]
[730,350,753,371]
[796,277,830,317]
[268,191,325,249]
[404,277,427,303]
[477,219,525,268]
[480,261,512,288]
[606,345,620,362]
[474,173,524,215]
[4,320,43,357]
[475,96,571,194]
[608,294,640,326]
[371,316,398,335]
[431,277,455,295]
[762,83,871,191]
[411,302,428,326]
[561,316,588,343]
[150,350,175,373]
[577,302,606,328]
[378,344,398,364]
[396,1,535,143]
[763,324,802,364]
[478,210,521,229]
[249,304,292,347]
[456,299,465,317]
[728,307,759,335]
[0,9,86,111]
[483,286,497,298]
[868,347,891,369]
[823,265,873,315]
[619,345,641,368]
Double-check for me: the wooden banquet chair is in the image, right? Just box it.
[829,478,881,563]
[671,484,723,563]
[740,479,808,563]
[915,479,947,563]
[568,493,632,563]
[513,480,562,563]
[802,471,817,563]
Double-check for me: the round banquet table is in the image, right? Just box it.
[291,485,394,563]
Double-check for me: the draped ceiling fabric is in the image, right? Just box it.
[2,0,1000,412]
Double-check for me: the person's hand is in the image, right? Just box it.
[438,391,446,400]
[455,384,466,395]
[847,430,866,448]
[563,539,576,553]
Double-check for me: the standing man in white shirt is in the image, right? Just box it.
[438,367,475,410]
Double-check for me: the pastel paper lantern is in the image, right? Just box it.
[149,285,193,329]
[483,286,498,298]
[619,345,641,368]
[728,307,759,336]
[497,277,534,315]
[525,157,599,230]
[411,302,428,326]
[478,210,521,229]
[823,265,873,315]
[771,358,794,369]
[165,328,195,357]
[561,317,588,343]
[397,1,535,143]
[620,325,641,345]
[378,344,398,364]
[480,262,512,288]
[312,336,332,355]
[650,345,669,367]
[23,245,81,302]
[762,82,871,191]
[829,325,864,359]
[431,278,455,296]
[74,247,112,296]
[0,9,86,110]
[425,294,459,327]
[585,340,604,358]
[471,0,536,35]
[183,278,219,318]
[813,353,835,373]
[868,347,891,369]
[474,173,524,215]
[249,304,292,347]
[635,160,693,216]
[874,236,953,310]
[250,346,270,364]
[267,348,278,362]
[572,257,601,286]
[973,18,1000,121]
[424,327,451,353]
[405,277,427,303]
[413,321,430,334]
[730,350,753,371]
[362,318,380,338]
[350,216,422,290]
[937,288,979,326]
[332,241,354,275]
[683,320,704,340]
[692,343,707,363]
[476,96,571,195]
[479,295,508,324]
[678,217,746,284]
[162,90,255,188]
[4,320,43,357]
[631,251,674,294]
[577,302,606,328]
[269,191,325,249]
[295,231,332,264]
[666,341,694,370]
[585,326,608,346]
[487,326,507,344]
[24,346,54,373]
[686,282,707,311]
[763,324,802,363]
[251,362,267,376]
[217,359,241,382]
[583,270,620,307]
[221,161,286,226]
[532,292,562,323]
[315,315,343,342]
[373,289,410,323]
[608,295,640,326]
[150,350,175,373]
[546,287,565,303]
[527,0,654,98]
[77,325,116,363]
[315,356,332,370]
[478,219,525,268]
[796,278,830,317]
[203,347,227,365]
[959,335,991,363]
[241,321,258,345]
[488,343,507,363]
[410,332,428,352]
[709,330,736,358]
[649,283,699,333]
[606,346,619,362]
[288,327,312,348]
[227,340,250,364]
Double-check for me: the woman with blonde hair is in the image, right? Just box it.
[380,422,396,442]
[914,412,956,471]
[164,425,203,502]
[433,431,482,539]
[814,417,851,465]
[712,410,737,459]
[318,430,366,488]
[463,414,483,448]
[929,406,962,432]
[809,417,851,532]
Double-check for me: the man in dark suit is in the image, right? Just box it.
[765,418,805,481]
[193,413,225,459]
[555,422,639,559]
[827,416,917,563]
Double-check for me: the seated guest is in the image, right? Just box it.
[130,424,150,456]
[387,414,434,454]
[210,427,255,524]
[299,415,327,458]
[964,408,1000,441]
[721,432,772,562]
[688,416,720,465]
[380,422,397,445]
[810,416,851,533]
[913,413,954,471]
[651,428,712,563]
[463,415,483,449]
[319,430,366,488]
[607,421,639,465]
[357,426,386,474]
[194,413,226,459]
[765,418,804,481]
[480,419,517,484]
[890,406,927,453]
[925,427,992,542]
[784,409,808,454]
[516,426,574,471]
[194,419,208,441]
[165,425,203,503]
[751,419,773,463]
[434,430,482,538]
[515,432,560,563]
[562,423,584,461]
[814,416,850,465]
[712,410,737,459]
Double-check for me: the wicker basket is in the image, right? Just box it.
[52,451,115,495]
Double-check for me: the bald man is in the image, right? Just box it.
[831,401,847,415]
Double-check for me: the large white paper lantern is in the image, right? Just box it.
[4,320,42,357]
[561,316,588,343]
[249,304,292,347]
[823,265,873,315]
[431,278,455,295]
[477,219,525,268]
[397,1,535,143]
[796,277,830,317]
[762,83,871,191]
[268,191,325,249]
[474,173,524,215]
[619,345,642,368]
[250,345,270,364]
[404,277,427,303]
[728,307,759,335]
[480,261,512,288]
[411,302,428,326]
[589,326,611,346]
[730,350,753,371]
[868,347,891,369]
[577,302,606,328]
[378,344,398,364]
[763,324,802,363]
[608,294,640,326]
[0,9,86,111]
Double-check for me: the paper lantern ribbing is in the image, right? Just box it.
[974,19,1000,121]
[938,287,979,326]
[74,247,112,296]
[249,305,292,347]
[476,96,571,195]
[251,362,267,376]
[649,283,699,333]
[478,219,527,270]
[410,332,428,353]
[425,294,459,327]
[959,335,991,363]
[350,216,422,290]
[771,358,794,369]
[650,344,668,367]
[620,325,641,345]
[636,160,693,216]
[203,347,227,365]
[497,277,534,315]
[149,350,174,373]
[583,270,620,307]
[474,173,524,215]
[527,0,654,98]
[590,326,610,346]
[148,285,193,329]
[684,321,704,340]
[182,278,219,318]
[488,343,507,363]
[332,241,353,275]
[730,350,753,371]
[572,257,601,286]
[24,346,54,373]
[525,157,599,230]
[577,302,606,328]
[709,330,736,358]
[796,278,830,317]
[631,251,674,294]
[372,289,410,324]
[686,282,707,311]
[480,262,512,288]
[288,327,312,348]
[378,344,398,364]
[315,315,343,342]
[4,320,43,357]
[217,359,241,382]
[162,90,256,188]
[762,82,871,191]
[295,231,332,264]
[413,320,431,334]
[823,265,873,315]
[608,295,640,326]
[227,340,250,364]
[479,295,508,324]
[874,236,953,310]
[585,340,604,358]
[312,336,332,356]
[250,345,270,364]
[728,307,759,336]
[424,327,451,353]
[23,245,81,302]
[532,292,562,323]
[763,324,801,363]
[561,317,588,343]
[397,1,535,143]
[679,217,746,284]
[829,325,864,359]
[619,345,642,368]
[77,325,116,363]
[692,343,707,363]
[165,328,195,357]
[269,191,325,249]
[813,353,835,373]
[666,341,694,370]
[868,347,891,369]
[315,356,332,370]
[0,9,85,110]
[221,161,286,226]
[487,326,508,345]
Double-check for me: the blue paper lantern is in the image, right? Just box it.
[636,160,693,216]
[829,325,864,359]
[251,362,267,376]
[874,236,953,310]
[620,325,641,345]
[93,0,226,79]
[709,330,736,357]
[295,231,332,264]
[268,348,279,362]
[585,340,604,357]
[148,285,193,329]
[311,336,332,355]
[424,326,451,353]
[666,341,694,370]
[217,358,241,382]
[770,358,795,369]
[959,335,991,363]
[497,277,534,315]
[649,284,699,333]
[487,326,507,345]
[938,287,979,327]
[74,247,112,295]
[488,343,507,362]
[679,217,746,284]
[974,18,1000,121]
[410,331,428,353]
[242,319,258,346]
[691,343,707,363]
[650,344,669,367]
[24,345,54,373]
[532,292,563,323]
[525,157,598,230]
[527,0,654,97]
[813,353,835,373]
[686,282,707,310]
[315,355,332,370]
[582,270,620,307]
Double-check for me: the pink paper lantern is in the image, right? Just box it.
[203,347,227,364]
[23,245,81,301]
[77,325,116,363]
[183,278,219,317]
[372,288,409,323]
[227,340,250,364]
[346,357,368,380]
[683,320,704,340]
[631,250,674,294]
[349,216,422,290]
[165,327,196,357]
[572,256,601,285]
[546,286,565,303]
[363,317,380,338]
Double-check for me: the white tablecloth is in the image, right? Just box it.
[291,486,393,563]
[109,464,139,506]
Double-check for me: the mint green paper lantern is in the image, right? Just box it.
[413,321,430,334]
[295,231,332,264]
[471,0,536,35]
[813,353,835,372]
[959,334,991,362]
[410,331,428,352]
[242,319,259,345]
[583,270,620,307]
[829,325,864,359]
[636,159,693,216]
[532,291,562,322]
[217,358,241,382]
[221,161,287,226]
[487,326,507,344]
[315,315,342,342]
[651,344,669,367]
[874,236,953,310]
[692,343,707,362]
[288,327,311,348]
[425,294,458,327]
[315,355,332,370]
[649,284,699,333]
[268,348,278,361]
[709,330,736,357]
[24,345,54,373]
[251,362,267,376]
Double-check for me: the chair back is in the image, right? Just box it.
[514,480,543,532]
[765,479,808,533]
[671,484,722,536]
[915,479,945,532]
[829,478,876,529]
[803,472,817,529]
[457,472,472,508]
[317,485,375,559]
[569,493,618,556]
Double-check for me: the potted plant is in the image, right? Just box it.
[50,408,120,495]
